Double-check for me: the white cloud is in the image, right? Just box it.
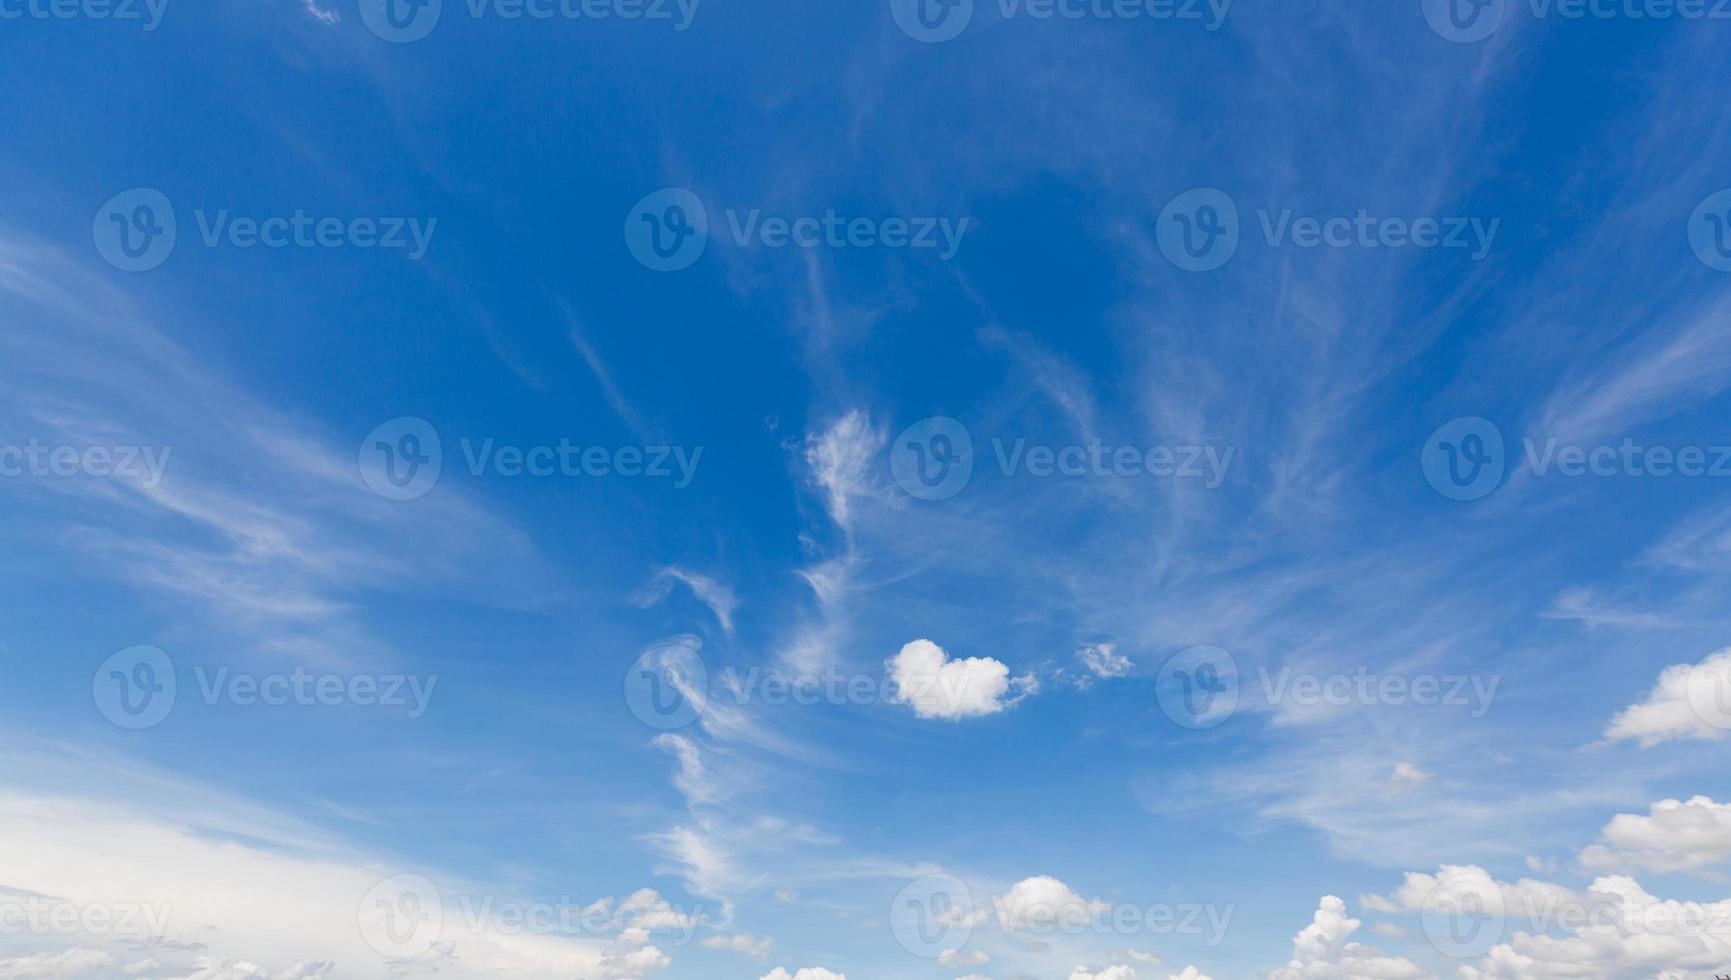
[702,933,774,958]
[1267,896,1429,980]
[887,639,1037,720]
[1605,647,1731,746]
[1379,864,1579,926]
[636,566,738,634]
[938,948,990,966]
[1069,967,1137,980]
[0,784,611,979]
[1387,763,1429,794]
[1167,968,1215,980]
[1454,875,1731,980]
[597,944,671,978]
[1078,643,1134,680]
[1581,796,1731,873]
[759,968,846,980]
[1538,292,1731,445]
[0,236,550,670]
[0,949,123,978]
[991,876,1108,932]
[804,411,885,536]
[297,0,338,25]
[1363,863,1731,977]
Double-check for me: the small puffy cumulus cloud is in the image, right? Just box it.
[938,947,990,966]
[1604,647,1731,746]
[1387,762,1430,794]
[886,639,1036,720]
[1581,796,1731,873]
[1165,968,1214,980]
[992,876,1109,932]
[1063,643,1134,689]
[1079,643,1133,680]
[1265,895,1427,980]
[759,969,846,980]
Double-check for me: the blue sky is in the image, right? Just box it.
[3,1,1731,978]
